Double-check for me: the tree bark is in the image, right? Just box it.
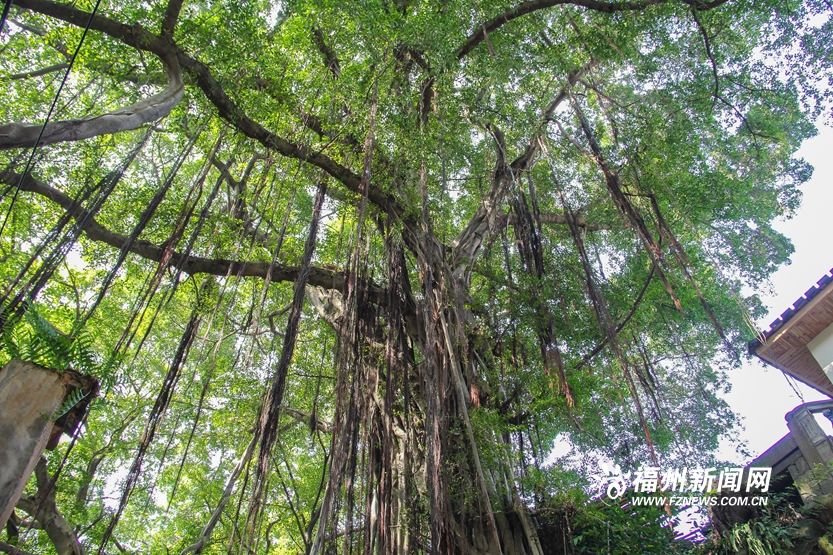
[2,169,387,305]
[0,50,183,150]
[15,459,84,555]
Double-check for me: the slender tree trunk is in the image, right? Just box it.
[15,459,84,555]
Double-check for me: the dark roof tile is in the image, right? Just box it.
[794,296,809,311]
[757,267,833,340]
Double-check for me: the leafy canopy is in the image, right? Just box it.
[0,0,830,553]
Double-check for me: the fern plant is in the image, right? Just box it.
[1,300,114,385]
[51,386,91,421]
[698,491,801,555]
[727,519,794,555]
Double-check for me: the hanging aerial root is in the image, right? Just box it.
[646,193,729,347]
[554,183,623,399]
[292,75,381,554]
[439,305,504,555]
[510,191,574,407]
[84,125,201,327]
[380,235,411,555]
[138,174,219,502]
[572,265,654,373]
[98,280,206,555]
[168,127,229,294]
[634,342,663,423]
[0,128,152,329]
[571,100,683,313]
[553,173,660,466]
[180,434,258,555]
[621,359,659,465]
[249,178,328,529]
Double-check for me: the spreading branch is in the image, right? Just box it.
[7,62,69,80]
[451,63,591,272]
[571,98,684,311]
[160,0,185,36]
[175,52,403,217]
[14,459,84,555]
[281,406,333,434]
[455,0,730,59]
[3,169,386,304]
[499,211,601,230]
[0,48,182,149]
[0,542,38,555]
[691,7,719,102]
[572,265,655,371]
[456,0,666,59]
[2,1,183,150]
[311,28,341,78]
[10,0,405,223]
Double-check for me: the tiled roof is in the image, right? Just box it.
[763,268,833,338]
[748,267,833,397]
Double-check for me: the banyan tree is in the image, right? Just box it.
[0,0,829,553]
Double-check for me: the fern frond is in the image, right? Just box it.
[51,387,90,421]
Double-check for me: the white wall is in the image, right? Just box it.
[808,321,833,380]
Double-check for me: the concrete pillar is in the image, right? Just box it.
[0,360,66,529]
[787,407,833,500]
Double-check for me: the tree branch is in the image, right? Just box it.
[456,0,668,59]
[281,406,333,434]
[0,54,182,149]
[175,52,403,218]
[8,16,71,58]
[311,28,341,78]
[450,64,590,272]
[510,61,596,170]
[160,0,185,36]
[499,211,601,230]
[0,541,38,555]
[13,0,170,55]
[14,459,84,555]
[455,0,730,59]
[180,435,257,555]
[2,169,386,304]
[11,0,405,222]
[7,62,69,80]
[691,7,719,103]
[208,154,272,244]
[1,3,183,151]
[572,265,654,371]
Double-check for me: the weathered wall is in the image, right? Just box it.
[0,360,66,529]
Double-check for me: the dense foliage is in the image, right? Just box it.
[1,0,831,553]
